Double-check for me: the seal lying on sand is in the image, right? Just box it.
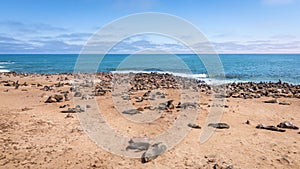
[208,123,230,129]
[188,123,201,129]
[141,142,167,163]
[126,139,150,152]
[277,121,299,130]
[256,124,286,132]
[122,109,142,115]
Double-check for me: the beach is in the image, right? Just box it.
[0,72,299,169]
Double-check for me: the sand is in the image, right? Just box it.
[0,73,299,169]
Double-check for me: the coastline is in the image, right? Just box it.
[0,72,299,168]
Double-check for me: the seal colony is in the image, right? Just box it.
[0,72,299,168]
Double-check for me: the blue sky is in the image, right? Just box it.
[0,0,300,53]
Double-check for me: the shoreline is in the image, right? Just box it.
[1,72,300,100]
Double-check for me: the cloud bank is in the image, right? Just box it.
[0,20,299,54]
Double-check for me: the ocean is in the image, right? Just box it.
[0,54,299,84]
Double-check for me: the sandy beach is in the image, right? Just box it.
[0,72,299,169]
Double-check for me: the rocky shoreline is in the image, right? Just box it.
[1,72,300,100]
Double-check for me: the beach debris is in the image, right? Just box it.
[122,109,142,115]
[188,123,201,129]
[277,121,299,130]
[141,142,167,163]
[255,124,285,132]
[61,105,85,113]
[45,94,64,103]
[263,99,278,103]
[208,123,230,129]
[126,139,150,152]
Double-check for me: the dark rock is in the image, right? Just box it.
[245,120,251,125]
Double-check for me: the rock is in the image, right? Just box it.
[188,123,201,129]
[245,120,251,125]
[126,139,150,152]
[208,123,230,129]
[277,121,299,130]
[122,109,142,115]
[263,99,277,103]
[141,142,167,163]
[256,124,286,132]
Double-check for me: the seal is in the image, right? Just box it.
[256,124,285,132]
[277,121,299,130]
[141,142,167,163]
[208,123,230,129]
[126,139,150,152]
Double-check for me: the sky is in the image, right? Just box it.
[0,0,300,54]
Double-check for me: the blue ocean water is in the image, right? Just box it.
[0,54,299,84]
